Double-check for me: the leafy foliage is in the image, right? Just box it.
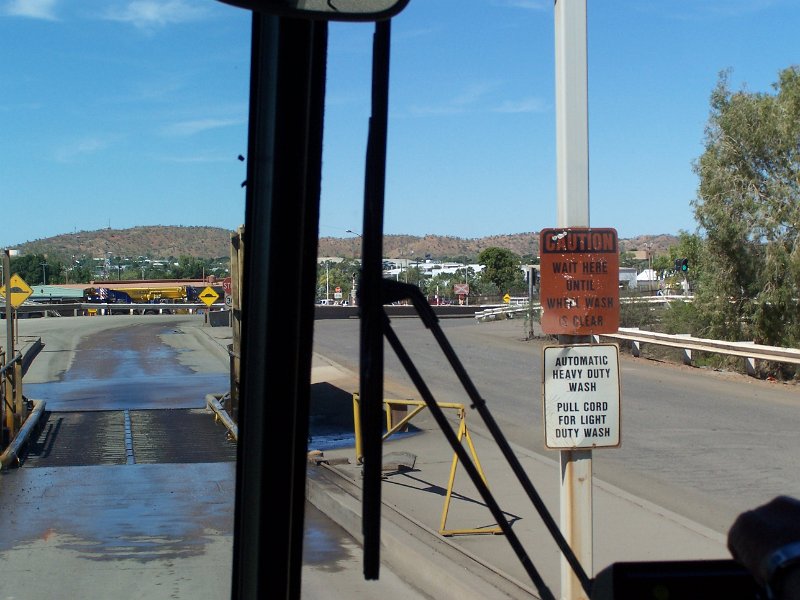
[692,67,800,346]
[316,259,360,302]
[477,247,526,294]
[9,253,65,285]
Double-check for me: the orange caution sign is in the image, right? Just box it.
[539,228,619,335]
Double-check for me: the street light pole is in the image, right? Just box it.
[346,230,362,306]
[464,263,469,306]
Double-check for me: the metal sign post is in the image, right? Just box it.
[554,2,592,598]
[199,285,219,325]
[3,251,12,365]
[2,250,11,446]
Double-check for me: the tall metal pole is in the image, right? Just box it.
[555,2,592,599]
[556,0,589,228]
[3,250,13,445]
[4,250,12,362]
[464,264,469,306]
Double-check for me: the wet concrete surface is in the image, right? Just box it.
[0,462,235,560]
[2,316,428,599]
[0,317,235,599]
[301,500,430,600]
[0,461,235,600]
[25,323,228,411]
[25,373,229,411]
[21,408,237,467]
[303,501,357,570]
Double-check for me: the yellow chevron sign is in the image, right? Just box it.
[199,286,220,306]
[0,274,33,308]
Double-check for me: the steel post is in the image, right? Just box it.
[555,1,592,598]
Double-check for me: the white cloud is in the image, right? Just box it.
[162,118,242,136]
[408,104,468,117]
[54,136,110,162]
[492,96,548,114]
[499,0,549,11]
[410,81,511,116]
[452,81,502,107]
[156,153,233,164]
[2,0,59,20]
[103,0,208,29]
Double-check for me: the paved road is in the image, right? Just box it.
[8,313,792,596]
[312,316,800,534]
[6,314,425,600]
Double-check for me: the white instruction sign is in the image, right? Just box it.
[542,344,621,449]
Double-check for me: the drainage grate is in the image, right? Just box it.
[21,409,236,467]
[22,411,128,467]
[129,408,236,464]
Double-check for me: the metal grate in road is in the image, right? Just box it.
[22,411,128,467]
[129,408,236,464]
[21,408,236,467]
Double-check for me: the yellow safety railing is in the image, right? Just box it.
[1,350,25,446]
[352,393,502,536]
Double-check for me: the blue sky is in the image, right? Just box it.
[1,0,798,249]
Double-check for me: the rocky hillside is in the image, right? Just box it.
[318,232,679,260]
[17,226,236,260]
[16,226,678,262]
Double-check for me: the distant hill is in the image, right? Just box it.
[17,226,236,261]
[318,232,679,261]
[15,226,679,262]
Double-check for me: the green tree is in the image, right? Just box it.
[428,271,464,301]
[477,247,525,294]
[453,266,482,294]
[663,231,705,296]
[651,254,673,275]
[169,256,212,279]
[316,259,360,302]
[10,253,65,285]
[619,251,639,268]
[692,67,800,346]
[70,262,95,284]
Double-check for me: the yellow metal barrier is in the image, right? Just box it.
[352,393,502,537]
[1,351,26,448]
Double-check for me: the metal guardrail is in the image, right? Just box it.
[596,328,800,377]
[206,393,238,442]
[474,295,694,322]
[477,298,796,377]
[0,352,21,378]
[474,304,532,321]
[0,399,45,468]
[1,302,214,316]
